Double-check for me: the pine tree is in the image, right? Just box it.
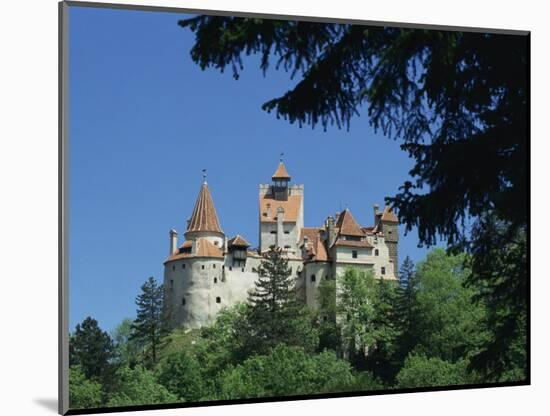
[130,276,169,368]
[69,316,115,381]
[392,256,419,376]
[245,246,317,354]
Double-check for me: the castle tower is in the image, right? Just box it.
[184,177,225,248]
[375,205,399,277]
[259,159,304,255]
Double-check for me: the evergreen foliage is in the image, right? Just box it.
[130,276,169,367]
[69,316,115,382]
[245,246,318,355]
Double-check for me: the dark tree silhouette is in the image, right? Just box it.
[178,17,528,379]
[70,316,115,381]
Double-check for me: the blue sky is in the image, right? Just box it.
[69,6,437,332]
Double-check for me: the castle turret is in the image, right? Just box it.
[378,206,399,277]
[272,159,291,200]
[184,177,224,247]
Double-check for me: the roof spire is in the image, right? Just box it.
[272,157,291,180]
[202,168,207,184]
[186,179,223,235]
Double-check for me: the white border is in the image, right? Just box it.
[1,1,547,415]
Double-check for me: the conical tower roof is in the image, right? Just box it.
[335,209,364,237]
[186,182,223,234]
[272,162,291,180]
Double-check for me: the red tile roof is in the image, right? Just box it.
[186,182,223,234]
[259,194,302,223]
[165,237,223,263]
[335,209,364,237]
[228,235,250,247]
[300,227,329,262]
[272,162,291,179]
[380,206,398,223]
[333,238,373,248]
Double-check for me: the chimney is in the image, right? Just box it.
[327,216,336,247]
[169,229,178,255]
[373,204,380,225]
[276,207,284,248]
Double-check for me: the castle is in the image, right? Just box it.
[163,161,399,329]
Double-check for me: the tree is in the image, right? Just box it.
[106,366,177,407]
[245,246,318,355]
[178,17,528,378]
[194,303,251,379]
[69,365,103,409]
[465,215,527,381]
[336,268,379,361]
[396,354,472,389]
[157,350,205,402]
[216,345,355,400]
[316,277,341,352]
[111,318,140,367]
[411,249,486,363]
[69,316,115,382]
[130,276,169,368]
[399,256,415,289]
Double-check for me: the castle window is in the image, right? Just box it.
[216,297,221,304]
[284,245,291,249]
[170,279,174,288]
[182,297,186,306]
[214,277,217,284]
[172,265,175,271]
[229,266,232,271]
[352,250,358,259]
[242,267,245,272]
[214,241,219,246]
[182,263,186,269]
[284,231,290,234]
[222,265,225,270]
[381,267,386,275]
[375,249,379,256]
[270,231,277,234]
[310,275,316,283]
[213,264,216,269]
[201,265,205,270]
